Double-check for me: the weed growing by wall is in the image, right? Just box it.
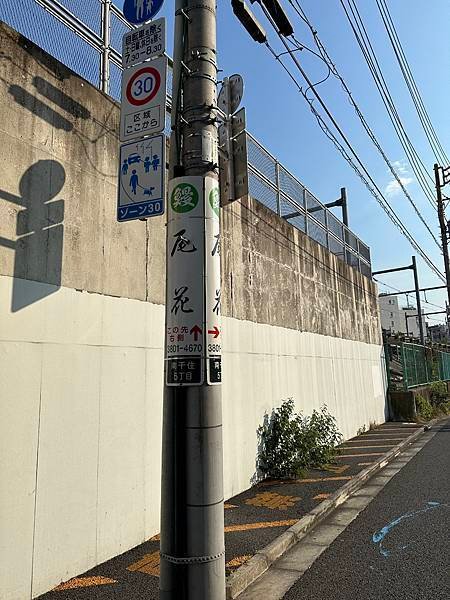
[258,398,343,479]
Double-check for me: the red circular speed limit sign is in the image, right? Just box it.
[126,66,161,106]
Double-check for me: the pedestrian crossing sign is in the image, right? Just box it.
[117,134,165,222]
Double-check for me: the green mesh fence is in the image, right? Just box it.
[386,342,450,390]
[439,351,450,381]
[401,344,429,389]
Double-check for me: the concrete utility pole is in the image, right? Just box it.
[434,164,450,311]
[160,0,225,599]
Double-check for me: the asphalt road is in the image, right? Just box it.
[283,419,450,600]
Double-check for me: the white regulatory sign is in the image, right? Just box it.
[122,18,166,69]
[120,56,167,142]
[117,134,165,222]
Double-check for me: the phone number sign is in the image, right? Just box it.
[120,56,167,141]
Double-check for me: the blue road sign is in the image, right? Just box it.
[123,0,165,25]
[117,134,165,222]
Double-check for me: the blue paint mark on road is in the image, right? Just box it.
[372,501,448,558]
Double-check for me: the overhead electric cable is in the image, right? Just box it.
[263,36,444,281]
[375,0,450,166]
[375,278,445,311]
[338,0,437,207]
[285,2,440,247]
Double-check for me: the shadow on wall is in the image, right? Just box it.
[0,160,66,311]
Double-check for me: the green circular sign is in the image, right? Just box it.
[209,187,220,218]
[171,183,199,213]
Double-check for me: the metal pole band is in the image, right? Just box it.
[160,551,225,565]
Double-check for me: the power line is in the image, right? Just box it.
[339,0,437,208]
[258,22,445,280]
[375,0,450,166]
[374,278,446,311]
[286,0,441,248]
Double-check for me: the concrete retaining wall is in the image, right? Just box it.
[0,22,386,598]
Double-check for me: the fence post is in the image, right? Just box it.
[100,0,111,94]
[424,346,429,384]
[401,343,408,391]
[275,160,281,216]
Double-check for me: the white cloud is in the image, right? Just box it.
[384,160,414,198]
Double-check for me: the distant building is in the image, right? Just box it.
[378,296,426,338]
[428,323,449,343]
[379,296,404,333]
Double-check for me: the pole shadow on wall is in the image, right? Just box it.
[0,160,65,312]
[0,67,93,311]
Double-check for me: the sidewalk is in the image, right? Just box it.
[38,422,422,600]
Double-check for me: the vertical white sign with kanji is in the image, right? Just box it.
[205,177,222,385]
[165,177,205,386]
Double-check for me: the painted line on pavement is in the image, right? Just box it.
[295,476,353,484]
[225,519,298,533]
[53,577,117,591]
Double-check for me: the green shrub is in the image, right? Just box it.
[429,381,448,405]
[258,399,343,479]
[440,401,450,415]
[415,394,434,420]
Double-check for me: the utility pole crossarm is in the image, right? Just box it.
[372,264,413,276]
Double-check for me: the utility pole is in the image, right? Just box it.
[373,257,424,345]
[411,256,425,346]
[160,1,225,600]
[434,163,450,310]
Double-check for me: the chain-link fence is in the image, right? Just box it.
[385,341,450,390]
[1,0,372,277]
[246,133,372,277]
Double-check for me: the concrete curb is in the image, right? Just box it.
[225,424,432,599]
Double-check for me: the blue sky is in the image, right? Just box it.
[121,1,450,322]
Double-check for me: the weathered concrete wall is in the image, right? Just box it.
[0,22,380,343]
[222,196,380,344]
[0,22,385,600]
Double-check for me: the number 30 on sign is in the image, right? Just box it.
[120,56,167,142]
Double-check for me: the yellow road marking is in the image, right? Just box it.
[225,519,297,533]
[127,551,160,577]
[296,476,353,483]
[53,577,117,591]
[313,493,331,500]
[245,491,300,510]
[226,555,252,568]
[338,453,385,458]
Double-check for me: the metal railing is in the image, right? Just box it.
[0,0,132,98]
[1,0,372,277]
[246,133,372,277]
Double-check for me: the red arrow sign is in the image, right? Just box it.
[208,326,220,339]
[190,325,202,341]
